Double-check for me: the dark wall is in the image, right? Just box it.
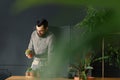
[0,0,120,77]
[0,0,85,76]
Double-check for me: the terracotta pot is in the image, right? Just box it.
[87,77,95,80]
[74,77,82,80]
[25,72,30,76]
[25,72,35,77]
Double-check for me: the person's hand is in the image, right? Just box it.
[25,49,34,59]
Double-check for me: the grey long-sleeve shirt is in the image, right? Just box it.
[28,30,55,60]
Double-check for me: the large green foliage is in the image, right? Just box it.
[11,0,120,15]
[69,6,120,79]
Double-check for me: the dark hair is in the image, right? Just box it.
[36,19,48,28]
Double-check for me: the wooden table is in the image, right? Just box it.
[6,76,72,80]
[6,76,120,80]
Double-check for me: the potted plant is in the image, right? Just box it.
[25,67,35,78]
[68,51,109,80]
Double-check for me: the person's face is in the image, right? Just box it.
[36,25,48,37]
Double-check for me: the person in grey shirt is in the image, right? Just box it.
[25,19,55,77]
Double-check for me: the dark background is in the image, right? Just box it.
[0,0,85,76]
[0,0,120,78]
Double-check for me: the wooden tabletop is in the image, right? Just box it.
[6,76,72,80]
[6,76,120,80]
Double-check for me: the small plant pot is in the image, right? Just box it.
[25,71,35,78]
[25,72,30,76]
[74,77,83,80]
[87,77,95,80]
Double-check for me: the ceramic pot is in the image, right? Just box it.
[87,77,95,80]
[74,77,83,80]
